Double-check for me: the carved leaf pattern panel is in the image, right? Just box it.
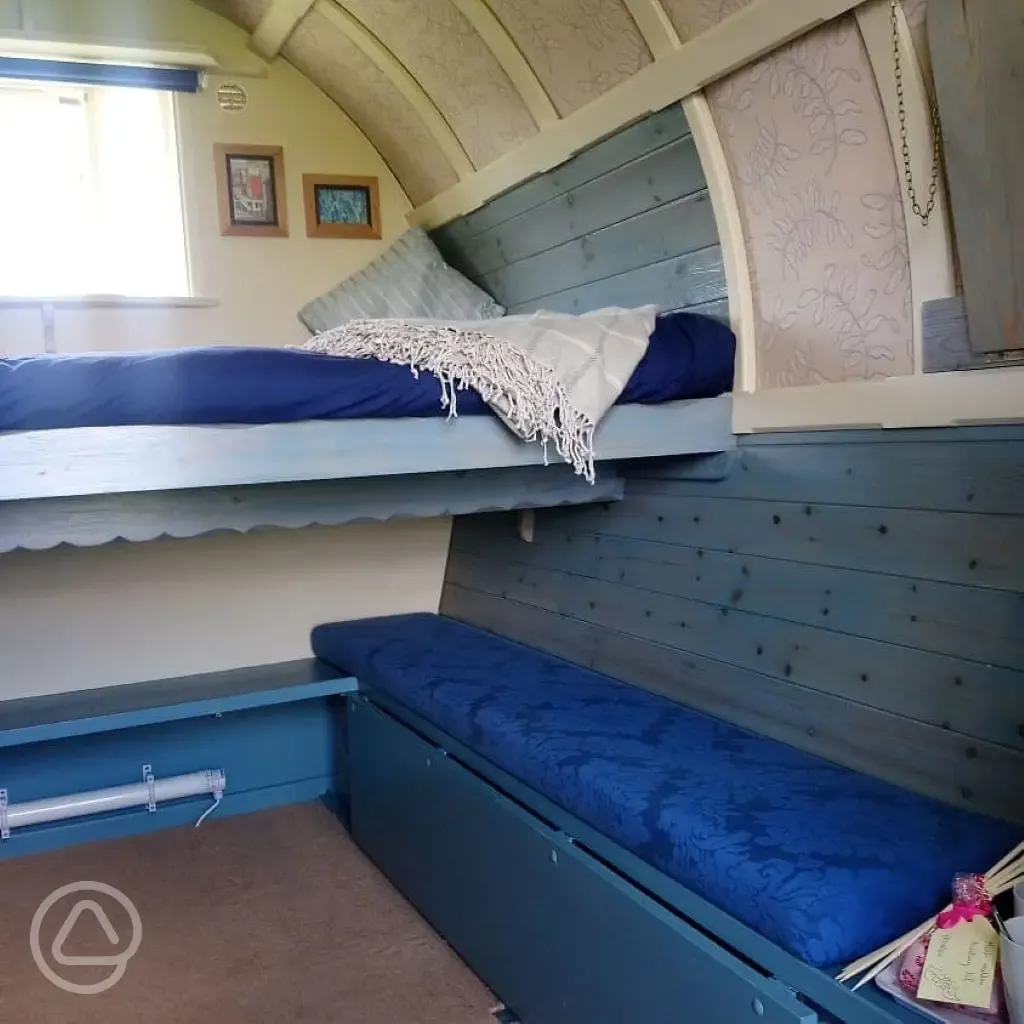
[485,0,651,116]
[705,15,913,386]
[284,10,459,205]
[341,0,537,168]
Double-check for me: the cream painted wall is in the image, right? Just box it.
[0,0,411,352]
[0,0,452,700]
[0,522,453,700]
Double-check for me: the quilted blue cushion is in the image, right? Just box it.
[312,613,1022,968]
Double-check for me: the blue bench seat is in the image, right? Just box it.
[311,612,1021,969]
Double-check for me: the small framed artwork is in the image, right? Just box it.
[214,143,288,237]
[302,174,382,239]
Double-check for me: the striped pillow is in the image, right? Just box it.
[298,227,504,333]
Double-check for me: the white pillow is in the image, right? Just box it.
[298,227,504,334]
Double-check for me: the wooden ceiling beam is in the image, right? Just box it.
[410,0,872,228]
[621,0,681,57]
[448,0,558,128]
[317,0,474,178]
[250,0,316,60]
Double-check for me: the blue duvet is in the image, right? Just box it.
[0,310,734,431]
[311,612,1022,968]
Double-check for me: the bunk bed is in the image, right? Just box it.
[0,306,736,553]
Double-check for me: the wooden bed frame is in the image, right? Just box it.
[0,395,734,552]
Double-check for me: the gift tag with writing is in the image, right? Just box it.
[916,916,999,1008]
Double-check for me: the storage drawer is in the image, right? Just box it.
[349,698,815,1024]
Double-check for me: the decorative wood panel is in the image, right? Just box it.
[440,425,1024,824]
[0,466,624,554]
[432,103,728,318]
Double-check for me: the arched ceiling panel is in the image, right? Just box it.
[337,0,538,168]
[193,0,270,32]
[283,8,459,205]
[660,0,753,38]
[483,0,652,116]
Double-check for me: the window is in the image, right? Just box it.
[0,80,189,298]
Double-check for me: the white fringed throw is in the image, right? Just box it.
[302,306,657,483]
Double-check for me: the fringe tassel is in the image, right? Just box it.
[303,319,598,483]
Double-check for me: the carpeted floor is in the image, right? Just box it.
[0,802,497,1023]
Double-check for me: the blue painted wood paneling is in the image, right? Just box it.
[452,519,1021,671]
[482,191,719,308]
[634,437,1024,514]
[432,103,728,321]
[350,698,817,1024]
[441,425,1024,825]
[541,488,1022,592]
[0,659,355,747]
[455,136,710,278]
[436,106,691,246]
[362,688,937,1024]
[0,700,339,859]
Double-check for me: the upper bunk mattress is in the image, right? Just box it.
[311,612,1023,970]
[0,310,734,432]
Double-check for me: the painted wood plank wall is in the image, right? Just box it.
[432,104,728,322]
[442,428,1024,825]
[432,108,1024,825]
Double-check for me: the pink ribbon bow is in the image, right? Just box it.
[936,872,991,929]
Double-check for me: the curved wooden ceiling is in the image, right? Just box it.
[199,0,676,205]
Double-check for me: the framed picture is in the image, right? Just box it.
[302,174,382,239]
[214,144,288,237]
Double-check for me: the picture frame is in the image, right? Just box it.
[302,174,382,239]
[214,143,288,237]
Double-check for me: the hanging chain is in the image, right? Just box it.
[891,0,942,226]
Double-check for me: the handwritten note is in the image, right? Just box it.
[917,916,1000,1008]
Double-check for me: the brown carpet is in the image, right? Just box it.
[0,802,497,1024]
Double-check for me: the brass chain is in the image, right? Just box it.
[891,0,942,226]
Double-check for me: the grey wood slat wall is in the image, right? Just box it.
[442,430,1024,825]
[432,104,728,321]
[431,108,1024,826]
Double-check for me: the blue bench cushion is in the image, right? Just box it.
[312,613,1021,968]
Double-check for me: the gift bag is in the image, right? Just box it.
[896,874,1008,1022]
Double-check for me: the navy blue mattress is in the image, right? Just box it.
[0,310,734,432]
[312,612,1022,969]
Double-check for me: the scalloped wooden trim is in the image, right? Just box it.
[250,0,316,59]
[855,0,956,373]
[0,468,624,553]
[315,0,474,178]
[448,0,558,128]
[409,0,869,228]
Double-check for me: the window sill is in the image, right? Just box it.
[0,296,220,309]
